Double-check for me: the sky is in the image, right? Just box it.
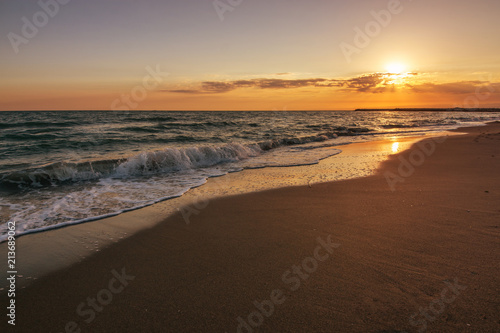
[1,0,500,111]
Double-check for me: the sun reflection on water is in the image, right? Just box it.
[391,142,400,153]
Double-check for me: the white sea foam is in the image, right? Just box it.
[0,141,342,242]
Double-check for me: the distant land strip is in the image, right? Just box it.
[354,108,500,112]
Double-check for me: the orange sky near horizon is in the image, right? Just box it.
[1,0,499,111]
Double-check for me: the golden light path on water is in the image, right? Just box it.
[392,142,400,153]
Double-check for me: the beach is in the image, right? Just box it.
[2,122,499,332]
[3,0,500,331]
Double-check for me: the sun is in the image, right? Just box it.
[385,63,406,74]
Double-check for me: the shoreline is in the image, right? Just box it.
[0,116,492,244]
[2,123,499,332]
[0,134,440,289]
[0,128,459,244]
[3,115,495,245]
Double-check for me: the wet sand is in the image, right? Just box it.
[0,135,424,287]
[2,123,499,332]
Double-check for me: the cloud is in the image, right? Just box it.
[163,78,341,94]
[407,81,500,95]
[162,72,499,96]
[163,77,350,94]
[166,89,201,94]
[339,73,387,92]
[201,81,234,93]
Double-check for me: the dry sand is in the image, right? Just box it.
[2,123,499,332]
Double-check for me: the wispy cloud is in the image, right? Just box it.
[162,72,499,95]
[165,89,201,94]
[406,81,500,95]
[162,77,343,94]
[340,73,388,92]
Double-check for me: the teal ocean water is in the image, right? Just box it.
[1,110,499,240]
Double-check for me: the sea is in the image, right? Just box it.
[1,110,499,241]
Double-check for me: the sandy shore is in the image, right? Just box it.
[0,134,425,287]
[2,123,499,332]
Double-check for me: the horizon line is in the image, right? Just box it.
[2,107,500,112]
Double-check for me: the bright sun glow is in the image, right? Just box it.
[391,142,400,153]
[385,63,406,74]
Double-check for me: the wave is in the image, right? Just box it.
[0,128,372,193]
[380,124,416,129]
[257,132,339,150]
[126,116,178,122]
[0,144,260,192]
[2,132,66,141]
[121,121,238,133]
[0,121,79,129]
